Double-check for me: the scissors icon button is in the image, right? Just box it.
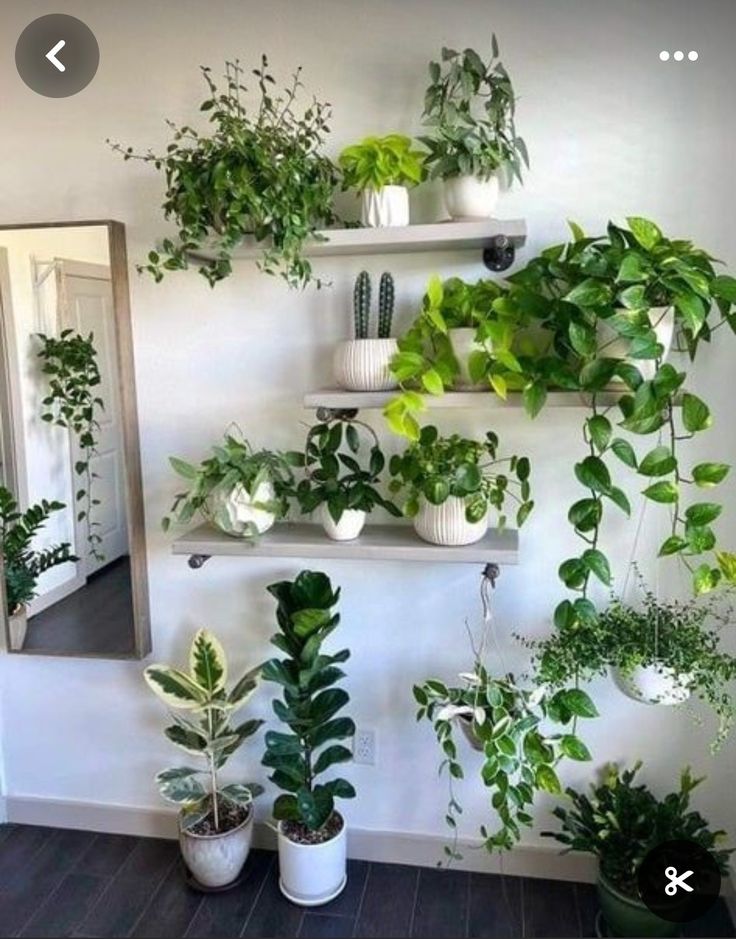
[665,866,694,896]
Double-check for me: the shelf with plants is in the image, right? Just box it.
[304,388,630,411]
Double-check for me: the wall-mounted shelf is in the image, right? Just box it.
[304,389,629,411]
[187,220,526,271]
[172,522,519,568]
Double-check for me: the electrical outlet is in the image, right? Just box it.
[353,728,376,765]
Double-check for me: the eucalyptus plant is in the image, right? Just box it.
[144,629,264,832]
[109,57,338,289]
[262,571,355,835]
[339,134,425,191]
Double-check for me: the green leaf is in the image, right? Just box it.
[560,688,599,719]
[574,456,611,494]
[716,551,736,583]
[312,744,353,776]
[611,438,637,469]
[535,764,563,795]
[694,564,721,596]
[144,666,206,710]
[638,446,677,477]
[682,393,712,433]
[169,457,198,479]
[523,381,547,419]
[675,294,706,336]
[692,462,730,488]
[642,481,678,504]
[685,502,722,526]
[659,535,687,557]
[606,486,631,516]
[189,629,227,694]
[421,368,445,396]
[587,416,612,452]
[560,735,592,761]
[156,768,206,805]
[626,216,662,250]
[563,279,610,308]
[711,275,736,303]
[568,498,602,533]
[581,549,611,585]
[559,558,587,590]
[220,782,264,806]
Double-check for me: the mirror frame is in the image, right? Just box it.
[0,220,151,659]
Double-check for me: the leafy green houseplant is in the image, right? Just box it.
[144,629,264,888]
[109,57,338,288]
[163,430,296,540]
[334,271,399,392]
[543,763,732,937]
[388,425,534,545]
[1,486,76,650]
[420,36,529,219]
[339,134,424,228]
[290,418,400,540]
[262,571,355,906]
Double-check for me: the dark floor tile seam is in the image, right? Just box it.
[238,852,281,938]
[128,863,206,939]
[405,864,422,938]
[573,882,587,938]
[348,859,373,938]
[518,875,526,938]
[3,826,66,937]
[463,868,472,939]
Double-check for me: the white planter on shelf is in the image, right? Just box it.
[8,606,28,651]
[277,816,347,906]
[209,480,277,538]
[448,327,484,388]
[179,805,254,889]
[443,174,499,220]
[361,186,409,228]
[320,505,366,541]
[413,496,488,547]
[333,338,399,392]
[599,306,675,383]
[611,664,692,706]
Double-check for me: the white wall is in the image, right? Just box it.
[0,0,734,859]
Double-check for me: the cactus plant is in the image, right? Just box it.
[353,271,371,339]
[378,272,395,338]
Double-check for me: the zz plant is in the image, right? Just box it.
[144,629,264,832]
[262,571,356,835]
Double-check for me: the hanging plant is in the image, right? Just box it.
[37,330,104,563]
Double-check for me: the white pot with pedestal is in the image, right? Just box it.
[361,186,409,228]
[443,174,499,220]
[611,664,692,706]
[209,480,277,538]
[599,306,675,383]
[413,496,488,547]
[179,804,254,889]
[333,338,399,392]
[277,816,347,906]
[448,328,484,388]
[8,606,28,651]
[320,505,366,541]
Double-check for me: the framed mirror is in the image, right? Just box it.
[0,221,150,658]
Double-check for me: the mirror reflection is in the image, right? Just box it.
[0,222,149,657]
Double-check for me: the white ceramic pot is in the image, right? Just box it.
[179,805,254,889]
[611,664,692,706]
[320,505,366,541]
[333,338,399,392]
[361,186,409,227]
[209,480,277,538]
[599,306,675,382]
[458,714,483,752]
[413,496,488,546]
[443,174,499,220]
[277,816,347,907]
[448,327,484,388]
[8,606,28,651]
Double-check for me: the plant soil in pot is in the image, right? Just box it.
[611,664,692,706]
[597,874,678,938]
[180,800,254,889]
[414,495,488,546]
[320,505,366,541]
[443,174,499,220]
[277,813,348,906]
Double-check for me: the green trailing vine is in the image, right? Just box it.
[37,330,104,563]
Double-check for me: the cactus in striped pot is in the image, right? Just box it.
[378,272,395,338]
[353,271,371,339]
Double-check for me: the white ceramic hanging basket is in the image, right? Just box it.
[599,306,675,383]
[611,663,692,706]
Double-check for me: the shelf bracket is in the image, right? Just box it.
[316,407,360,422]
[482,562,501,586]
[483,235,515,272]
[188,554,211,569]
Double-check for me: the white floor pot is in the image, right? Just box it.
[361,186,409,227]
[414,496,488,546]
[599,306,675,382]
[448,328,484,388]
[8,606,28,651]
[333,338,399,391]
[209,480,277,538]
[320,505,366,541]
[277,817,347,907]
[611,664,692,706]
[443,174,499,220]
[179,805,254,889]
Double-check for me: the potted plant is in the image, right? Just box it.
[420,36,529,219]
[144,629,264,889]
[262,571,355,905]
[388,425,534,546]
[543,763,732,937]
[1,486,76,651]
[334,271,399,392]
[163,430,296,539]
[289,418,401,540]
[109,57,338,289]
[338,134,425,227]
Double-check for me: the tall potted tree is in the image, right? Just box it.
[262,570,356,906]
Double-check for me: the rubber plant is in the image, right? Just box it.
[109,57,338,288]
[36,330,104,562]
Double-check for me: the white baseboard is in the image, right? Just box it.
[5,794,596,882]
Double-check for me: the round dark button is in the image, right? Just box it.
[15,14,99,98]
[638,839,722,923]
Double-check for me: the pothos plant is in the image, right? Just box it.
[338,134,425,191]
[109,57,338,289]
[37,330,104,563]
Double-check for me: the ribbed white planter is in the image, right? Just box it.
[334,339,399,391]
[361,186,409,227]
[179,805,254,889]
[8,606,28,652]
[611,664,692,706]
[209,480,277,538]
[277,817,347,907]
[600,306,675,382]
[320,505,366,541]
[448,328,484,388]
[443,174,499,220]
[413,496,488,546]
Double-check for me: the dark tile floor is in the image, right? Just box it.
[0,824,733,938]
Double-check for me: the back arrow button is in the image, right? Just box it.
[45,40,66,72]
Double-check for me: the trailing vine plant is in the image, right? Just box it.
[37,330,104,562]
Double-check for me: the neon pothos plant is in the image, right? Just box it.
[262,571,355,834]
[144,629,264,832]
[338,134,425,191]
[37,330,104,563]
